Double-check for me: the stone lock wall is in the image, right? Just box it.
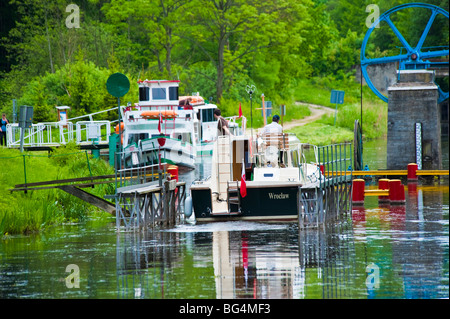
[387,70,441,170]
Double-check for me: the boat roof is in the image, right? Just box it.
[194,103,218,109]
[137,80,180,84]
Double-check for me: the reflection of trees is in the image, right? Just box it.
[116,230,216,299]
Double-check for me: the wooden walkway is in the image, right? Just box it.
[10,174,117,192]
[9,174,117,215]
[9,171,162,192]
[9,171,164,216]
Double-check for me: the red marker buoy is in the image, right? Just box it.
[407,163,418,181]
[352,179,365,205]
[389,179,405,205]
[378,178,390,203]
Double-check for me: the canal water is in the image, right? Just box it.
[0,138,448,299]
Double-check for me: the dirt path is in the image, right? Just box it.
[282,102,335,130]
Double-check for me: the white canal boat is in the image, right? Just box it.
[119,80,244,168]
[120,80,196,169]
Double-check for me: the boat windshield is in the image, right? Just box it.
[127,133,149,145]
[200,108,216,122]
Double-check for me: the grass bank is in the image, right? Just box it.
[217,76,387,146]
[290,77,387,145]
[0,143,115,236]
[217,96,311,129]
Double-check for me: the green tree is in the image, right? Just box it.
[101,0,189,77]
[183,0,317,102]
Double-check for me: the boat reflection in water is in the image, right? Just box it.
[115,221,354,299]
[116,183,448,299]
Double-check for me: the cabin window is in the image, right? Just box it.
[291,150,299,167]
[201,108,215,122]
[169,87,178,101]
[176,132,192,144]
[184,133,192,144]
[128,133,149,145]
[152,87,166,100]
[139,87,150,101]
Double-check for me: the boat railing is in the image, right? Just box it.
[295,143,320,184]
[224,115,247,136]
[6,122,73,147]
[261,132,290,150]
[254,132,298,168]
[123,107,197,126]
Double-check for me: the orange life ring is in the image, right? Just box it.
[115,122,124,144]
[141,110,177,119]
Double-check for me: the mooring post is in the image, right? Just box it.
[388,179,406,205]
[378,179,390,204]
[163,180,170,226]
[351,179,365,205]
[407,163,418,181]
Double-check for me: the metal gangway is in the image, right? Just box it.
[6,107,117,149]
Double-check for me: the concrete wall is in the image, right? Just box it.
[354,62,398,93]
[387,70,441,170]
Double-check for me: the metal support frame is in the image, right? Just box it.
[114,151,186,231]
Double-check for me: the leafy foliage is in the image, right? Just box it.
[0,145,115,235]
[0,0,447,127]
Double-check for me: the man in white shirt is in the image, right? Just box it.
[261,115,282,135]
[260,115,285,166]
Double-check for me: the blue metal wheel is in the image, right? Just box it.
[361,3,449,103]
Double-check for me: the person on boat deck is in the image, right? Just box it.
[0,113,9,146]
[261,114,282,135]
[213,108,231,136]
[260,114,285,166]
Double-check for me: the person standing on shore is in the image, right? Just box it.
[0,113,9,146]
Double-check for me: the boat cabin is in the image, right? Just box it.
[138,80,180,107]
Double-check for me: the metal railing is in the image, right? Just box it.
[76,121,111,145]
[6,121,111,148]
[114,150,168,191]
[317,143,353,189]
